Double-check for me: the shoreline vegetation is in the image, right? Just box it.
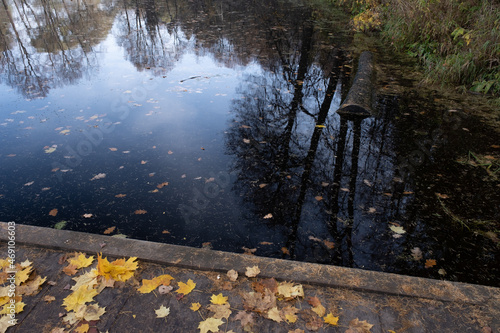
[316,0,500,104]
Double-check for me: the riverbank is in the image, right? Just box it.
[315,0,500,104]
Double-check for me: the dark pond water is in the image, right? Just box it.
[1,0,499,286]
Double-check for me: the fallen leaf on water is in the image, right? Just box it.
[491,145,500,149]
[83,213,93,218]
[411,247,423,261]
[44,147,57,154]
[425,259,437,268]
[176,279,196,295]
[49,209,58,216]
[115,194,126,198]
[436,193,449,199]
[134,210,147,215]
[241,125,251,129]
[103,226,116,234]
[141,160,147,164]
[389,225,406,234]
[341,187,350,192]
[321,182,329,187]
[242,247,257,255]
[263,213,273,219]
[245,266,260,278]
[315,196,323,201]
[157,182,169,188]
[155,305,170,318]
[315,124,326,128]
[109,148,117,151]
[24,181,34,186]
[323,240,335,249]
[281,247,290,255]
[54,220,67,230]
[259,183,267,188]
[367,207,376,213]
[243,139,251,144]
[90,173,106,181]
[259,241,273,245]
[438,268,446,275]
[162,230,170,234]
[168,150,173,155]
[403,191,414,195]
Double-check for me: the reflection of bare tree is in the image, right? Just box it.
[0,0,116,97]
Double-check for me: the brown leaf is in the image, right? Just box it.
[44,295,56,303]
[347,318,374,333]
[436,193,449,199]
[115,194,127,198]
[301,309,323,331]
[157,182,169,188]
[134,210,147,215]
[140,160,147,164]
[109,148,117,151]
[207,303,231,319]
[235,311,254,327]
[243,289,276,313]
[49,209,58,216]
[281,247,290,255]
[425,259,437,268]
[315,196,323,201]
[103,226,116,235]
[63,264,78,276]
[242,247,257,255]
[323,240,335,249]
[307,296,321,307]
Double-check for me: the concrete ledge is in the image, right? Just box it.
[1,222,498,305]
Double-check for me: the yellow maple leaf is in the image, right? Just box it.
[97,254,138,282]
[176,279,196,295]
[210,293,228,305]
[190,302,201,311]
[324,313,339,326]
[138,274,174,294]
[75,323,89,333]
[198,317,224,333]
[69,253,94,269]
[0,301,25,314]
[15,266,33,286]
[285,313,298,323]
[63,285,98,312]
[71,269,98,291]
[312,304,326,317]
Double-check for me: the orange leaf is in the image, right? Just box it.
[134,210,147,215]
[104,226,116,234]
[425,259,437,268]
[49,209,58,216]
[115,194,127,198]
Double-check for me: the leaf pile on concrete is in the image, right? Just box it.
[1,254,379,333]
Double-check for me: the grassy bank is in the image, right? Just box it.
[324,0,500,102]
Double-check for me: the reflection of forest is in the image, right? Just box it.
[0,0,117,97]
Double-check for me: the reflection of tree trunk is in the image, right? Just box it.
[286,71,339,258]
[345,119,362,267]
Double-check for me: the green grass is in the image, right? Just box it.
[321,0,500,100]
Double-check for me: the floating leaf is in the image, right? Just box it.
[157,182,169,188]
[83,213,93,218]
[436,193,449,199]
[425,259,437,268]
[44,147,57,154]
[54,220,67,230]
[49,209,58,217]
[263,213,273,219]
[90,173,106,181]
[323,240,335,249]
[103,226,116,234]
[134,210,147,215]
[315,196,323,201]
[389,225,406,234]
[115,194,126,198]
[411,247,422,261]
